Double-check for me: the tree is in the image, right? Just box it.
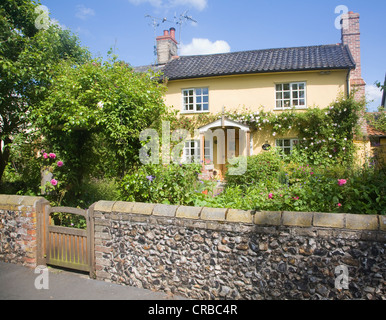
[0,0,90,181]
[33,56,167,196]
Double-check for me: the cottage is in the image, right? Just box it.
[136,11,367,178]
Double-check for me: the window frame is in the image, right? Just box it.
[182,139,213,164]
[274,82,307,110]
[183,140,201,164]
[275,138,299,155]
[181,87,209,113]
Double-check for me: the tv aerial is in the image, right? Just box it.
[145,14,175,57]
[145,10,197,56]
[174,10,197,45]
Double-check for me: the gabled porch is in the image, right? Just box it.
[197,117,252,181]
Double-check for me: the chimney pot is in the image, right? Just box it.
[170,27,176,40]
[163,30,169,36]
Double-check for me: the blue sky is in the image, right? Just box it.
[40,0,386,111]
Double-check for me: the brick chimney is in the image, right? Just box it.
[341,11,368,138]
[156,27,178,65]
[341,11,366,100]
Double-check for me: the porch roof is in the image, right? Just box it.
[198,117,251,134]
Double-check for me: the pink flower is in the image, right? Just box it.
[50,179,58,186]
[293,196,299,200]
[43,153,48,159]
[338,203,342,207]
[49,153,56,159]
[57,161,64,167]
[338,179,347,186]
[268,193,273,199]
[310,172,314,175]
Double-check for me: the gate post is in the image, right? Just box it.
[36,199,50,267]
[87,203,96,278]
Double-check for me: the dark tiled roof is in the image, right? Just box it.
[161,44,355,80]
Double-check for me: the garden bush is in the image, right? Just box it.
[198,152,386,215]
[120,163,202,205]
[225,150,283,189]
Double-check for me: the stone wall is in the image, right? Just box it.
[0,195,47,267]
[93,201,386,300]
[0,194,384,300]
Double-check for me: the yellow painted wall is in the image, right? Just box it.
[164,70,348,115]
[164,69,349,173]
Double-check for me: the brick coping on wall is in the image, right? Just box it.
[0,195,47,211]
[0,195,384,233]
[93,200,386,233]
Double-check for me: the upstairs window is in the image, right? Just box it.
[275,82,306,109]
[182,88,209,112]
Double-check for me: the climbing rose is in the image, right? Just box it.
[57,161,64,167]
[49,153,56,159]
[338,203,342,207]
[338,179,347,186]
[43,153,48,159]
[268,193,273,199]
[50,179,58,186]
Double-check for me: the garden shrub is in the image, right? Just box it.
[225,149,283,189]
[120,163,202,205]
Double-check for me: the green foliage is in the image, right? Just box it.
[365,106,386,133]
[120,163,202,205]
[199,159,385,215]
[225,150,283,189]
[28,56,167,204]
[0,0,90,181]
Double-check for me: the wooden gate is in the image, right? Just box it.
[42,205,94,275]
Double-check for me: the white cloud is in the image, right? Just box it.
[128,0,207,11]
[75,5,95,20]
[179,38,231,56]
[366,84,383,112]
[366,84,383,103]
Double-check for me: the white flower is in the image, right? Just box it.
[288,126,292,129]
[273,132,276,136]
[329,155,332,158]
[97,101,104,109]
[305,147,308,150]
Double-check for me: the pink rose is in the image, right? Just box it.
[57,161,64,167]
[268,193,273,199]
[338,179,347,186]
[338,203,342,207]
[43,153,48,159]
[50,179,58,186]
[49,153,56,159]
